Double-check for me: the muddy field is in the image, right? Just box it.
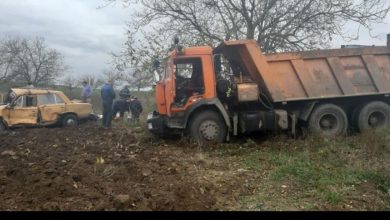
[0,122,250,211]
[0,122,389,211]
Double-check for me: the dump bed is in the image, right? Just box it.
[215,40,390,103]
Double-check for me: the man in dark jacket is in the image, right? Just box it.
[101,81,116,128]
[112,97,130,121]
[129,96,143,124]
[119,85,131,100]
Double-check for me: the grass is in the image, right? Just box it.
[215,133,390,210]
[322,190,343,204]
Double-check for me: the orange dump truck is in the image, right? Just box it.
[147,36,390,143]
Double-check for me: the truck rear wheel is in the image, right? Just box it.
[62,114,79,128]
[357,101,390,132]
[309,104,348,137]
[189,111,227,144]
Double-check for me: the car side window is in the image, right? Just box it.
[38,94,56,105]
[25,95,37,107]
[54,94,64,104]
[14,96,24,107]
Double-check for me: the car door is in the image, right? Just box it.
[38,93,65,123]
[8,95,39,125]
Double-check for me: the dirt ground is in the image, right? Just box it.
[0,122,250,211]
[0,122,389,211]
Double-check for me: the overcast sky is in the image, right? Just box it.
[0,0,129,79]
[0,0,390,80]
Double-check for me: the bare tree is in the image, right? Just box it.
[0,37,67,86]
[63,75,78,94]
[79,74,105,89]
[103,0,390,91]
[123,68,152,91]
[102,69,123,86]
[105,0,390,52]
[0,39,19,83]
[110,31,168,91]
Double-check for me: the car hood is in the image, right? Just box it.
[70,99,82,103]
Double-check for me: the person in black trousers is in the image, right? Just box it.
[101,81,116,128]
[129,96,143,124]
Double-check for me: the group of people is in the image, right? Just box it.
[81,80,143,128]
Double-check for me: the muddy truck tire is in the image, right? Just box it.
[309,104,348,137]
[189,110,227,144]
[357,101,390,132]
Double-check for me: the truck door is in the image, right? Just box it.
[38,93,65,123]
[8,95,38,125]
[172,58,204,107]
[164,59,175,116]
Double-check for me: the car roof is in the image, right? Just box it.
[11,88,63,96]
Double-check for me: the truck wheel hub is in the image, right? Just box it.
[368,112,385,127]
[319,114,337,130]
[199,120,219,141]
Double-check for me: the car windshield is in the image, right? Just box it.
[5,91,16,104]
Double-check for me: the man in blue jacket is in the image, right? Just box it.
[101,80,116,128]
[81,81,92,103]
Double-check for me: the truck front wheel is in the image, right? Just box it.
[357,101,390,132]
[189,111,227,144]
[309,104,348,137]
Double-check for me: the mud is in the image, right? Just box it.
[0,123,248,211]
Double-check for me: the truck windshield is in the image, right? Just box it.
[173,58,204,105]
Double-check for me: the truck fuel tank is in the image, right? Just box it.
[238,109,288,134]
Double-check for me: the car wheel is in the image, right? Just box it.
[62,114,79,128]
[0,120,7,134]
[189,110,227,144]
[309,104,348,137]
[357,101,390,132]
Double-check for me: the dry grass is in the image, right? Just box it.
[208,133,390,210]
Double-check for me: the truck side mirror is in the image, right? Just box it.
[153,60,160,70]
[153,60,161,83]
[153,70,161,83]
[174,36,180,45]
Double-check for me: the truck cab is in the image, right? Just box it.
[147,39,291,143]
[148,41,235,143]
